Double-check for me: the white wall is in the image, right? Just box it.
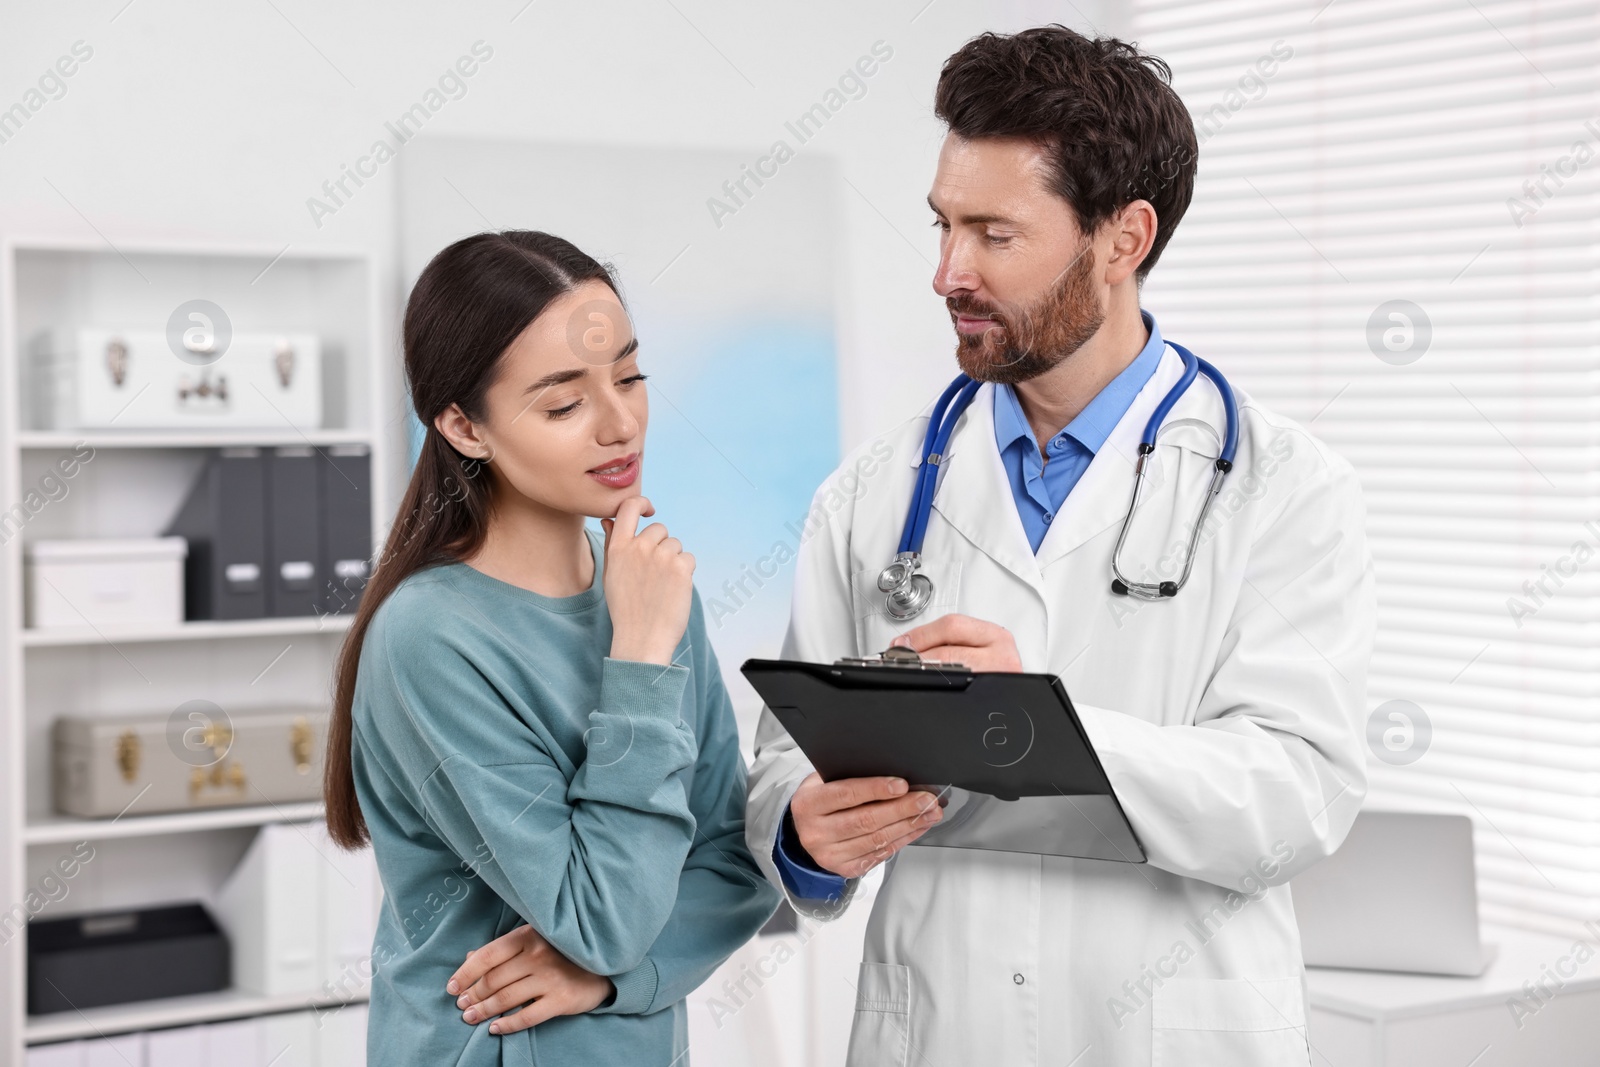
[0,0,1119,508]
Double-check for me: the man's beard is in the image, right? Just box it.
[950,245,1105,385]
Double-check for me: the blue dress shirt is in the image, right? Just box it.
[994,310,1166,552]
[772,312,1169,899]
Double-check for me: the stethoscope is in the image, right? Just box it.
[878,341,1240,620]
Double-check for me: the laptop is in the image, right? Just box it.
[1292,810,1493,977]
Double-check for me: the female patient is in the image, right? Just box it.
[324,230,779,1064]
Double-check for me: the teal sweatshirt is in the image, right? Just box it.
[350,525,780,1065]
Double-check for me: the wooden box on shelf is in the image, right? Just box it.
[51,705,330,819]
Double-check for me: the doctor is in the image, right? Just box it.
[746,25,1376,1067]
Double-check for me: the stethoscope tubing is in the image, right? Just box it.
[884,339,1242,614]
[898,373,981,555]
[1112,342,1240,599]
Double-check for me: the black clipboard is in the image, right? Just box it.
[741,651,1146,863]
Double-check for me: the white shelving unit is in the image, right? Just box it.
[0,238,389,1064]
[24,803,327,848]
[17,430,376,451]
[20,614,353,649]
[24,988,362,1046]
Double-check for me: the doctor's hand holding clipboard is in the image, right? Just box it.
[782,614,1024,880]
[743,24,1374,1067]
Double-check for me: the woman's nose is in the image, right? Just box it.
[597,391,639,443]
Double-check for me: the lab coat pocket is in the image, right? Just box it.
[844,961,912,1067]
[1150,977,1309,1067]
[850,561,964,657]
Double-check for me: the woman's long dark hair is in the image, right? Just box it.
[325,230,621,848]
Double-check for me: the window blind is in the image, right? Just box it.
[1131,0,1600,938]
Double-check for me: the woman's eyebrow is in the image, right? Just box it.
[524,337,640,395]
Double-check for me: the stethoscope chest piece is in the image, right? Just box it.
[878,551,935,621]
[881,374,984,623]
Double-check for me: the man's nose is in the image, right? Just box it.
[933,240,980,298]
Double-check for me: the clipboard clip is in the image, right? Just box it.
[834,645,970,672]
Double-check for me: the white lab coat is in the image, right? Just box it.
[746,340,1376,1067]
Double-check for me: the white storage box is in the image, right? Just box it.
[25,537,187,630]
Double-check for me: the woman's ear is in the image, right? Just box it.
[435,404,493,460]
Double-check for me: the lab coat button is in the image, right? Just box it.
[1012,973,1025,985]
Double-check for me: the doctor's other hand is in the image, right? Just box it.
[600,495,694,667]
[890,613,1022,672]
[790,772,945,879]
[447,924,614,1035]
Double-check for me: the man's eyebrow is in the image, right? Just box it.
[927,195,1016,227]
[523,336,640,395]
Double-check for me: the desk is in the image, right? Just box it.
[1306,925,1600,1066]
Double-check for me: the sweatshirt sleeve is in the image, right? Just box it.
[382,617,700,978]
[595,592,782,1015]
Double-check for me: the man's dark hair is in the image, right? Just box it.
[934,25,1198,280]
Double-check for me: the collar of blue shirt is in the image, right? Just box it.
[992,308,1166,459]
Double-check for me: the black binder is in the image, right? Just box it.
[741,652,1146,863]
[317,444,372,615]
[164,448,268,620]
[266,446,320,616]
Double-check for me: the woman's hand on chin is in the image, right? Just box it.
[447,925,616,1035]
[601,494,695,666]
